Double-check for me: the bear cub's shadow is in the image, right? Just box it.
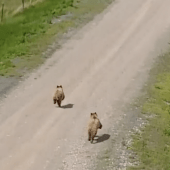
[93,134,110,144]
[56,103,74,109]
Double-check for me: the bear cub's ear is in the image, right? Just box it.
[60,85,62,88]
[57,85,59,88]
[91,113,93,116]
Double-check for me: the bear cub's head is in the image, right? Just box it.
[90,112,98,119]
[90,112,102,129]
[57,85,63,89]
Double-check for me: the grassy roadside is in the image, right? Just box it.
[0,0,113,77]
[0,0,39,17]
[128,50,170,170]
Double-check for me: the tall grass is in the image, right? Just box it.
[0,0,38,17]
[0,0,74,76]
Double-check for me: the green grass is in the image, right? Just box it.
[0,0,74,76]
[0,0,113,77]
[128,51,170,170]
[0,0,41,17]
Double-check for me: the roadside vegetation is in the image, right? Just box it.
[0,0,38,17]
[128,50,170,169]
[0,0,113,77]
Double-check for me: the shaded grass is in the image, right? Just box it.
[128,51,170,170]
[0,0,113,77]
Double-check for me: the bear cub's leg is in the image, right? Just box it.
[91,132,97,143]
[53,98,56,104]
[57,100,61,107]
[88,130,91,141]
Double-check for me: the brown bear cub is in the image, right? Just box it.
[53,85,65,107]
[88,112,102,143]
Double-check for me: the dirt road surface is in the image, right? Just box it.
[1,0,170,169]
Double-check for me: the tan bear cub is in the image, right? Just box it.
[88,112,102,143]
[53,85,65,107]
